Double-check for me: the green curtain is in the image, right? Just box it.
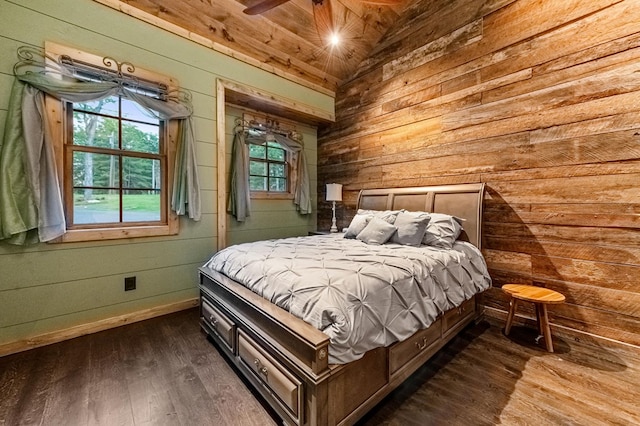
[0,62,201,245]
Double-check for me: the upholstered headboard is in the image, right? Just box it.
[356,183,486,249]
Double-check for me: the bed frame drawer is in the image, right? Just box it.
[442,298,475,334]
[238,330,303,419]
[389,318,442,374]
[201,299,235,351]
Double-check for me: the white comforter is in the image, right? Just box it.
[202,234,491,364]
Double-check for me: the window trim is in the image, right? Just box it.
[45,42,179,243]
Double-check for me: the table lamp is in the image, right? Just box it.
[326,183,343,233]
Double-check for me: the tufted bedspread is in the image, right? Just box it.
[202,233,491,364]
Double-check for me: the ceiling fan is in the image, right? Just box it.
[243,0,402,42]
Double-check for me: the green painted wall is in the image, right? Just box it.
[0,0,331,346]
[225,106,318,246]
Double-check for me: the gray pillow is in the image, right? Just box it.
[357,209,402,224]
[356,217,397,245]
[389,211,430,247]
[422,213,465,249]
[344,213,374,239]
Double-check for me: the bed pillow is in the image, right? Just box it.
[389,211,430,247]
[422,213,465,249]
[357,209,402,224]
[356,217,397,245]
[344,213,374,239]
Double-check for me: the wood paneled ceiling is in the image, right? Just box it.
[97,0,411,95]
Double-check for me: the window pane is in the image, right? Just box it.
[122,121,160,154]
[73,188,119,224]
[267,146,285,161]
[73,152,119,189]
[73,113,118,148]
[269,163,285,178]
[74,96,119,117]
[123,189,161,222]
[269,178,286,192]
[250,161,267,177]
[250,176,267,191]
[249,144,266,159]
[121,98,159,124]
[123,157,160,189]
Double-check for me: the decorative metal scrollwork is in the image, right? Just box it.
[102,56,135,76]
[13,45,55,76]
[11,45,193,110]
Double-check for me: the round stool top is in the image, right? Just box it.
[502,284,566,304]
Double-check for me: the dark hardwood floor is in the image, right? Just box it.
[1,308,639,425]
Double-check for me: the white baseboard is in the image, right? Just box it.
[0,298,199,357]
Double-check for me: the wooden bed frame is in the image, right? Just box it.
[199,183,486,425]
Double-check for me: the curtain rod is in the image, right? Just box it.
[13,45,193,108]
[59,54,168,99]
[235,118,292,137]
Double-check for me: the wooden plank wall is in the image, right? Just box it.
[317,0,640,346]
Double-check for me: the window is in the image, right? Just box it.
[45,42,179,242]
[66,96,165,227]
[248,141,288,193]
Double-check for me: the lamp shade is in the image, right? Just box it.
[326,183,343,202]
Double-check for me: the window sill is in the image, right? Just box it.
[51,223,178,243]
[250,191,294,200]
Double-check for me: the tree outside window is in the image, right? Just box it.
[248,141,288,193]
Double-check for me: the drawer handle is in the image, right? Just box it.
[254,359,269,378]
[209,315,218,328]
[415,337,429,351]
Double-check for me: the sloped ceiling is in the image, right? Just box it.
[96,0,411,95]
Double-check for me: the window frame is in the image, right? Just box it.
[45,42,179,243]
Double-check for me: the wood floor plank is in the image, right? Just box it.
[38,337,92,425]
[1,309,639,426]
[142,314,229,425]
[0,348,54,425]
[118,321,179,425]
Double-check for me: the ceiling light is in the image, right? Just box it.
[329,33,340,46]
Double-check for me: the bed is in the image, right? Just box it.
[198,183,490,425]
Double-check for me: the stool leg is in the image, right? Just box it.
[505,297,518,336]
[539,303,554,352]
[535,303,543,336]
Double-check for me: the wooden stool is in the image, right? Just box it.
[502,284,566,352]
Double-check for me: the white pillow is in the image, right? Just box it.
[422,213,464,249]
[344,213,374,239]
[357,209,402,224]
[356,217,397,245]
[389,211,430,247]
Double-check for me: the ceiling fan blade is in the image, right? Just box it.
[243,0,292,15]
[312,0,334,38]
